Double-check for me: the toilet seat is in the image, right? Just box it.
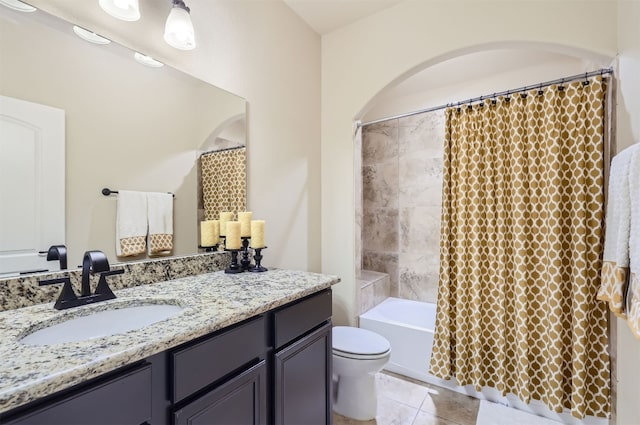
[333,348,390,360]
[332,326,391,360]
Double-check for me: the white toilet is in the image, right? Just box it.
[332,326,391,420]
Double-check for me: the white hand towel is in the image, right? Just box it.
[597,144,640,316]
[147,192,174,256]
[626,144,640,338]
[116,190,148,257]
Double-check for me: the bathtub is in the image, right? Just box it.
[359,297,436,383]
[359,297,607,425]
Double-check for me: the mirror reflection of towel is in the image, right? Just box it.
[116,190,148,257]
[147,192,174,256]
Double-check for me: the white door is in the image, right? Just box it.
[0,95,65,276]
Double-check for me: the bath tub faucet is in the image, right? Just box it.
[39,250,123,310]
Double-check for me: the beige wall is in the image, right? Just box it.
[24,0,322,272]
[614,1,640,424]
[321,0,618,327]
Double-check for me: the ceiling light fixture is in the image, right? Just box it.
[164,0,195,51]
[0,0,36,12]
[73,25,111,45]
[98,0,140,22]
[134,52,164,68]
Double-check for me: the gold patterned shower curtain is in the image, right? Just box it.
[200,147,247,220]
[428,77,610,418]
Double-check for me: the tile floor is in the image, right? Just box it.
[333,371,479,425]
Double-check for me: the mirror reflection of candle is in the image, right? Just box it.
[200,220,219,247]
[219,212,234,236]
[238,211,252,237]
[226,221,241,249]
[251,220,265,248]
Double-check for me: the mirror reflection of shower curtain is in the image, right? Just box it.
[429,77,610,419]
[200,147,247,220]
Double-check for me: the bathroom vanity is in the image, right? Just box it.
[0,269,338,424]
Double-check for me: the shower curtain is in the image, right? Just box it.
[200,147,247,220]
[429,77,610,418]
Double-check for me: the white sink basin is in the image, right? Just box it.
[20,304,184,346]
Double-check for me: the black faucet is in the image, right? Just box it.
[39,250,123,310]
[81,250,110,297]
[45,245,67,270]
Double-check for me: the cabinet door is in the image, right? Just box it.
[173,361,266,425]
[2,364,152,425]
[274,322,332,425]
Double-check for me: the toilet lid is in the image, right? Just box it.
[332,326,390,356]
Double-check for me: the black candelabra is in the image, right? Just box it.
[224,249,243,274]
[214,235,267,273]
[241,237,252,271]
[250,246,268,272]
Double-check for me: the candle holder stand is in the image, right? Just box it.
[241,237,252,271]
[224,249,243,274]
[218,236,226,252]
[198,245,217,252]
[250,247,268,272]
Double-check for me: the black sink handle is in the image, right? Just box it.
[100,269,125,277]
[39,277,71,287]
[39,277,78,310]
[94,268,124,298]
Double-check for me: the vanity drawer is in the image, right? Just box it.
[171,315,267,403]
[274,289,332,349]
[3,363,152,425]
[173,360,267,425]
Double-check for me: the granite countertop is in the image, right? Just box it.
[0,269,340,414]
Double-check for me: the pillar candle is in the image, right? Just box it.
[238,211,253,237]
[219,212,234,236]
[200,220,219,247]
[250,220,265,248]
[225,221,241,249]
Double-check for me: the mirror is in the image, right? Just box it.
[0,4,246,274]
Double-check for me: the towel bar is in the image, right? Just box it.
[101,188,175,198]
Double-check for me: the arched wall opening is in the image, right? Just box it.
[356,41,614,123]
[351,42,615,425]
[354,42,614,312]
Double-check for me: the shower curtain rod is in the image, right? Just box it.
[358,67,613,128]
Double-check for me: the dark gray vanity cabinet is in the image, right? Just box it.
[169,316,268,425]
[0,288,333,425]
[173,361,267,425]
[274,323,332,425]
[273,289,333,425]
[1,363,153,425]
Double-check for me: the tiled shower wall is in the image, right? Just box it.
[360,110,445,303]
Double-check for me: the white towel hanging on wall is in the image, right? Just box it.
[625,144,640,338]
[147,192,174,256]
[115,190,148,257]
[597,144,640,316]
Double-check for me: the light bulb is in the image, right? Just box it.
[164,4,195,50]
